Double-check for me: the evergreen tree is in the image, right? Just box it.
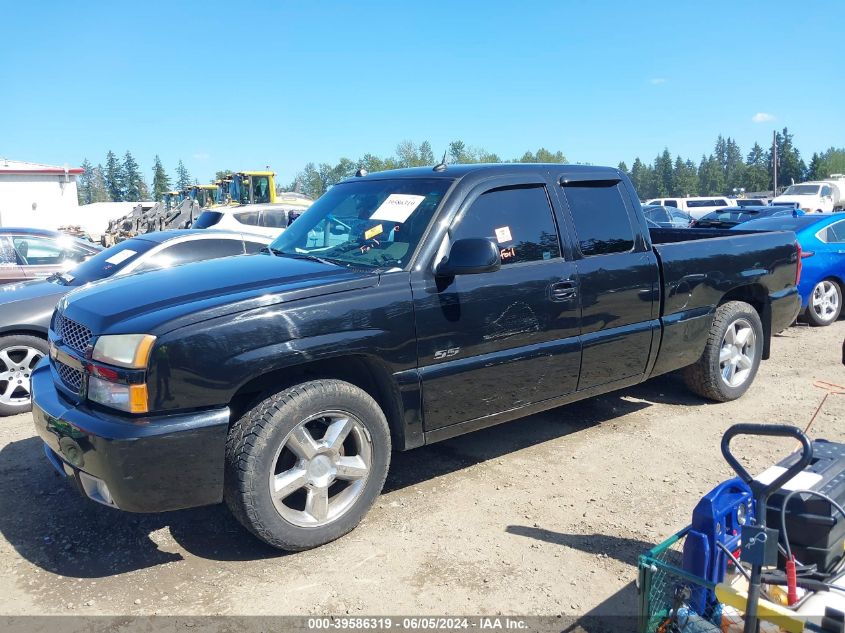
[714,135,728,172]
[630,157,655,199]
[104,150,124,201]
[724,138,746,192]
[807,153,822,181]
[744,143,770,192]
[672,157,699,196]
[617,161,629,175]
[174,160,192,190]
[78,159,94,205]
[123,151,145,201]
[768,127,806,190]
[653,149,673,197]
[152,155,171,200]
[90,164,110,202]
[698,155,725,195]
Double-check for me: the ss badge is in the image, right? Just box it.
[433,347,460,360]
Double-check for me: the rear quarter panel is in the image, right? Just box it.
[650,231,798,376]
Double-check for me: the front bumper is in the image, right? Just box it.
[31,361,230,513]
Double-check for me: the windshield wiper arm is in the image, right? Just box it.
[262,247,340,267]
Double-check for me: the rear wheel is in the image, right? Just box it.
[683,301,763,402]
[224,379,391,550]
[0,335,47,416]
[805,279,841,327]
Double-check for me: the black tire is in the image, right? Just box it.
[224,379,391,551]
[683,301,764,402]
[804,279,842,327]
[0,334,48,416]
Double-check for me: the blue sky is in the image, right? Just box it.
[2,1,843,185]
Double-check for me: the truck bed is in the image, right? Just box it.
[647,226,800,377]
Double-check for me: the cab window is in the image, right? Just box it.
[562,182,635,256]
[451,185,561,265]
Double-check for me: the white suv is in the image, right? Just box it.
[645,196,736,220]
[193,201,311,240]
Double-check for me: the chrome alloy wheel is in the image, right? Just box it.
[811,280,840,323]
[0,346,43,406]
[268,411,372,528]
[719,318,757,388]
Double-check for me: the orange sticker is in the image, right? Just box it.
[364,224,383,240]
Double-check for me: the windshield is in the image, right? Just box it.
[269,178,452,269]
[58,238,156,285]
[783,184,820,196]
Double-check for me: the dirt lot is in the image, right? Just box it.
[1,321,844,628]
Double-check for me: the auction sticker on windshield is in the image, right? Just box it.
[364,224,384,240]
[370,194,425,223]
[105,250,137,265]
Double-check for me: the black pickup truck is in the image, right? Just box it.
[32,164,801,550]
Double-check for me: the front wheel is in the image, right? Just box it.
[805,279,842,327]
[224,379,391,550]
[0,334,48,416]
[683,301,764,402]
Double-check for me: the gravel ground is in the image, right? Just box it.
[1,321,844,629]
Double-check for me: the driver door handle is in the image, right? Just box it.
[549,280,578,302]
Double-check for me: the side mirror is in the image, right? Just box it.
[436,238,501,276]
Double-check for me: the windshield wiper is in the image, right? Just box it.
[262,246,341,267]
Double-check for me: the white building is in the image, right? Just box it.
[0,159,83,230]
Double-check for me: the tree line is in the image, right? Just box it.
[76,132,845,205]
[620,129,845,200]
[77,152,194,204]
[290,140,567,199]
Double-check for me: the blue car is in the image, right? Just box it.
[733,214,845,326]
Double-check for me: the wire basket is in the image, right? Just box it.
[638,527,744,633]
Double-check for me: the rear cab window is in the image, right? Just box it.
[561,181,635,256]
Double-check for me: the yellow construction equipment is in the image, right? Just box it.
[228,171,278,205]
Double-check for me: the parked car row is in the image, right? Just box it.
[0,229,270,415]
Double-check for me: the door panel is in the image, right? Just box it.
[412,181,581,431]
[575,252,659,389]
[413,260,580,429]
[554,177,659,390]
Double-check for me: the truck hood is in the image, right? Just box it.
[61,254,379,336]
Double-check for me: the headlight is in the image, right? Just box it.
[92,334,156,368]
[88,375,149,413]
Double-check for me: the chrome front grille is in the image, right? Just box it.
[55,314,93,354]
[56,360,84,393]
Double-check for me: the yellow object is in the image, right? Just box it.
[365,224,384,240]
[715,583,804,633]
[767,585,789,606]
[132,334,157,369]
[128,384,149,414]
